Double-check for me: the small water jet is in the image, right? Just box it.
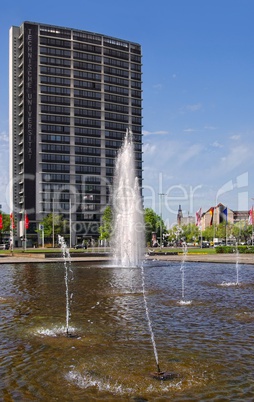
[58,235,76,337]
[235,243,240,286]
[112,129,175,380]
[219,245,241,287]
[179,242,192,305]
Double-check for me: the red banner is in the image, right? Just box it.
[25,214,29,229]
[10,213,15,229]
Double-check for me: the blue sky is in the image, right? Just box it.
[1,0,254,226]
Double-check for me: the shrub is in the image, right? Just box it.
[215,245,254,254]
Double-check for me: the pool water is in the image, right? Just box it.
[0,260,254,401]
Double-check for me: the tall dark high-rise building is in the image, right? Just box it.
[9,22,142,246]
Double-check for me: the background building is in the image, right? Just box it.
[201,204,234,230]
[177,205,195,226]
[177,205,183,226]
[9,21,142,246]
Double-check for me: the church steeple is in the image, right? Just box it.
[177,205,183,226]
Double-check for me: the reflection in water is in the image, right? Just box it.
[0,261,254,401]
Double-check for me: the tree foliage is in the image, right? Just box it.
[39,213,68,242]
[144,208,166,245]
[98,206,113,240]
[0,212,12,241]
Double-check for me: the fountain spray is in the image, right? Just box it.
[58,235,73,337]
[112,129,177,380]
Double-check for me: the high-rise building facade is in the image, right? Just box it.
[9,22,142,246]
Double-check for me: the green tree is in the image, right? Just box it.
[39,213,68,245]
[180,223,200,243]
[231,223,252,244]
[202,225,215,241]
[98,206,113,241]
[0,212,12,242]
[144,208,166,245]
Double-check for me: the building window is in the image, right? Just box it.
[41,85,70,95]
[74,127,101,137]
[75,137,101,146]
[42,154,70,162]
[40,37,71,48]
[73,61,101,72]
[41,144,70,153]
[41,105,70,115]
[41,126,70,135]
[42,163,70,172]
[41,95,70,105]
[40,47,71,58]
[41,76,70,86]
[40,56,71,67]
[40,66,71,76]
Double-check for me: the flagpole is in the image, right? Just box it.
[225,207,227,246]
[69,198,72,248]
[10,213,14,256]
[251,200,254,246]
[52,197,55,248]
[24,210,26,251]
[200,208,202,248]
[196,208,202,247]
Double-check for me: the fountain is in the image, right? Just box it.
[2,252,254,399]
[235,242,240,286]
[111,128,145,268]
[58,234,74,337]
[179,242,192,305]
[1,150,254,399]
[220,243,241,287]
[111,128,175,380]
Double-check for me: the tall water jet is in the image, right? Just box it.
[58,235,73,336]
[112,128,145,267]
[111,129,175,380]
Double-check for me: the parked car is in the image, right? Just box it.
[0,243,9,250]
[200,241,210,248]
[74,243,87,249]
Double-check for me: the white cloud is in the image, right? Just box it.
[142,130,169,136]
[204,125,217,130]
[177,143,204,166]
[186,103,202,112]
[143,142,157,155]
[183,128,198,133]
[0,131,9,144]
[152,83,162,90]
[211,141,223,148]
[230,134,240,140]
[220,144,252,172]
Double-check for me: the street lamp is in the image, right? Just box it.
[159,193,165,249]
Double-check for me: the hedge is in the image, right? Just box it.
[215,245,254,254]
